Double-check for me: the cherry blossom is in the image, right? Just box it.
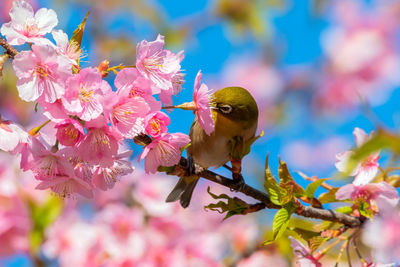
[335,127,380,185]
[136,34,183,91]
[51,29,81,65]
[290,237,322,267]
[174,70,215,135]
[0,116,28,152]
[62,67,111,121]
[12,44,72,103]
[54,118,85,147]
[363,208,400,264]
[144,111,170,138]
[336,182,399,212]
[0,0,57,45]
[139,132,190,174]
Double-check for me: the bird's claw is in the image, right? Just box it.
[230,173,245,192]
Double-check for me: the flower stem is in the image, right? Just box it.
[28,120,51,136]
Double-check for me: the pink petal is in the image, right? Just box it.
[194,70,202,92]
[353,165,378,185]
[16,76,41,102]
[197,108,215,135]
[334,150,354,173]
[34,8,58,34]
[336,184,356,200]
[9,0,34,26]
[353,127,369,147]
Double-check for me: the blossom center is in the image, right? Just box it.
[78,85,94,102]
[143,52,163,72]
[149,119,161,135]
[23,23,41,38]
[64,125,79,141]
[34,64,51,79]
[129,87,145,98]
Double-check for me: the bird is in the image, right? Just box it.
[166,86,259,208]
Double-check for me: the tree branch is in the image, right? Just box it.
[0,36,18,58]
[177,157,363,228]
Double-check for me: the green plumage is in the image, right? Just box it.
[166,86,259,208]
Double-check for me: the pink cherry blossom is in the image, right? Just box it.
[55,118,85,146]
[12,44,72,103]
[36,173,93,198]
[136,34,183,91]
[0,195,31,256]
[20,136,74,180]
[0,0,57,45]
[51,29,81,65]
[62,67,111,121]
[103,90,150,139]
[335,127,380,185]
[92,152,134,191]
[133,171,178,216]
[290,237,322,267]
[78,118,119,167]
[42,99,70,122]
[192,70,215,135]
[114,67,161,110]
[316,2,400,111]
[139,132,190,174]
[363,208,400,264]
[0,116,28,152]
[336,182,399,211]
[144,111,170,138]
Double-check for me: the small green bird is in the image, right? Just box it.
[166,86,259,208]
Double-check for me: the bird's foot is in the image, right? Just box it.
[230,173,245,192]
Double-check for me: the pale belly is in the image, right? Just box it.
[190,134,230,168]
[187,118,257,169]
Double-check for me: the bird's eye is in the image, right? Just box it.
[219,105,232,114]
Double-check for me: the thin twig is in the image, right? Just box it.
[0,36,18,58]
[176,157,363,228]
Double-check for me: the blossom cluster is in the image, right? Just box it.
[0,0,214,197]
[316,0,400,111]
[41,170,264,266]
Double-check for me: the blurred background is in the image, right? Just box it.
[1,0,400,266]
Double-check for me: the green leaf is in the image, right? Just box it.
[28,196,63,253]
[358,202,373,218]
[305,178,329,199]
[69,10,90,69]
[278,159,293,184]
[204,187,249,220]
[289,227,320,241]
[335,206,353,214]
[278,159,305,198]
[264,155,287,205]
[70,11,90,48]
[264,203,294,244]
[318,188,339,204]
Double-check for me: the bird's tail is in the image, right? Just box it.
[165,176,199,208]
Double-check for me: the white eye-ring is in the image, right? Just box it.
[219,104,233,114]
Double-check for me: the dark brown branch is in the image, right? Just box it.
[0,36,18,58]
[178,157,363,228]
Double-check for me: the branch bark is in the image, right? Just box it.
[177,157,363,228]
[0,36,18,58]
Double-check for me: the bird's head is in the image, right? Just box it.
[211,86,259,129]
